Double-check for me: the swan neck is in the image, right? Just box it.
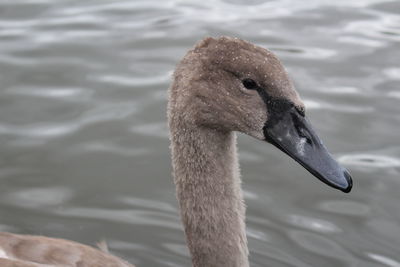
[170,126,249,267]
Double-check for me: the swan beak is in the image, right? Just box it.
[263,107,353,193]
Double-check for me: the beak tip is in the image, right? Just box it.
[340,169,353,193]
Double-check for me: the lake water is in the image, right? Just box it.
[0,0,399,266]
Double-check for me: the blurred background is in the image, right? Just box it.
[0,0,399,266]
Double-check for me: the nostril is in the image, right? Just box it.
[305,136,312,145]
[291,112,313,145]
[297,127,312,145]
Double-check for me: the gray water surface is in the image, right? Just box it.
[0,0,400,266]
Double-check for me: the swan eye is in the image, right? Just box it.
[242,78,257,90]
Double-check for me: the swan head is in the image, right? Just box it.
[169,36,352,193]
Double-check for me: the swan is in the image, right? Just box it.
[0,36,352,267]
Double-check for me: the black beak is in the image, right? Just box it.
[263,102,352,193]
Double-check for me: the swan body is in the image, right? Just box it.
[0,36,352,267]
[0,232,133,267]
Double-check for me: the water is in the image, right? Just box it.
[0,0,399,266]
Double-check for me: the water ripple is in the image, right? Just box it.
[304,99,374,113]
[289,230,352,261]
[320,86,361,94]
[89,73,171,87]
[272,46,336,59]
[33,30,109,43]
[2,186,74,209]
[163,243,190,258]
[344,13,400,42]
[0,54,105,69]
[4,86,94,100]
[0,102,137,139]
[338,36,386,48]
[368,253,400,267]
[38,14,106,26]
[117,196,177,213]
[387,91,400,99]
[286,214,342,233]
[0,0,52,4]
[338,154,400,168]
[130,122,168,138]
[73,142,151,157]
[383,68,400,80]
[0,123,79,138]
[247,228,269,242]
[54,207,181,230]
[318,200,371,216]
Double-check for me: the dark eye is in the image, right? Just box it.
[242,78,258,90]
